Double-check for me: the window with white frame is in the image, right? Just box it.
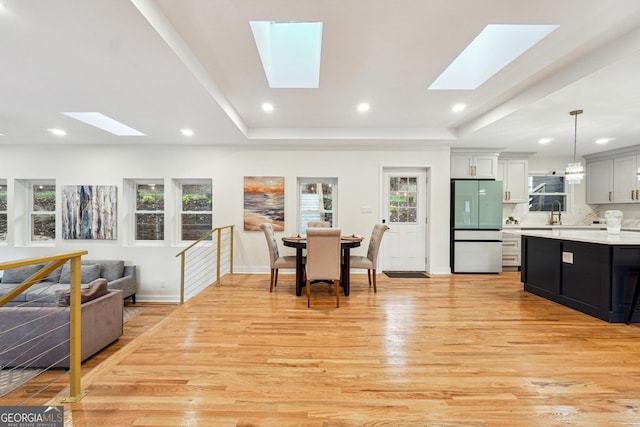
[31,182,56,241]
[528,173,567,212]
[0,181,7,241]
[298,178,337,234]
[177,180,213,241]
[135,182,165,240]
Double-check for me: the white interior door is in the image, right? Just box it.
[381,169,428,271]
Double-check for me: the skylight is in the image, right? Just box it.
[61,112,145,136]
[429,24,558,90]
[250,21,323,88]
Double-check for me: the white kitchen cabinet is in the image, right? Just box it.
[586,158,613,204]
[502,232,521,269]
[497,159,528,203]
[451,153,497,179]
[613,154,640,203]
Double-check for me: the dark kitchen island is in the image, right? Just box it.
[514,229,640,323]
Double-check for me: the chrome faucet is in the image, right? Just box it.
[549,200,562,225]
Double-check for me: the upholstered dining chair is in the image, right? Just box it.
[259,223,297,292]
[307,221,331,228]
[350,224,390,292]
[305,227,342,308]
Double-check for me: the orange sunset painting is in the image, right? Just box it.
[244,176,285,231]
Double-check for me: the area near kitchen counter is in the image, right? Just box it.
[516,228,640,323]
[501,225,613,270]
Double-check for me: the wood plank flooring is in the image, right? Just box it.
[34,273,640,425]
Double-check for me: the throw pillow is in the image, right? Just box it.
[1,264,44,283]
[59,264,101,284]
[56,278,109,306]
[97,260,125,282]
[42,265,64,283]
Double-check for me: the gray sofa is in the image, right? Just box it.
[0,289,123,368]
[0,259,137,306]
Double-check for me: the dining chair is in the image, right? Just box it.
[307,221,330,228]
[349,224,390,292]
[305,227,342,308]
[259,223,297,292]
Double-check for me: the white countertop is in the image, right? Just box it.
[502,224,606,230]
[503,228,640,245]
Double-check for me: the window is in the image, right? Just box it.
[528,174,566,212]
[31,182,56,241]
[135,182,164,240]
[388,176,418,223]
[178,181,212,241]
[0,181,6,241]
[298,178,336,234]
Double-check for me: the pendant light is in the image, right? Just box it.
[565,109,584,185]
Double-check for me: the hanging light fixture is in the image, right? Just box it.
[565,109,584,185]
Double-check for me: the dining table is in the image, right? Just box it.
[282,234,363,297]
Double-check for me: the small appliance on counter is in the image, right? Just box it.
[605,210,623,234]
[450,179,503,273]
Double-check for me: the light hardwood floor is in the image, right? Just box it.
[24,273,640,425]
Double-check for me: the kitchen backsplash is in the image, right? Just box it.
[502,203,640,228]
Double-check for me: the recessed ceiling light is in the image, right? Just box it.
[538,137,553,144]
[181,128,194,136]
[61,112,145,136]
[48,128,66,136]
[429,24,558,90]
[452,104,466,113]
[262,102,274,112]
[595,137,614,144]
[357,103,370,113]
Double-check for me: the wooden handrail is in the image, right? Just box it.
[175,225,234,304]
[0,251,88,402]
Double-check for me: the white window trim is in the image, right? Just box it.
[297,177,337,234]
[0,179,7,244]
[174,178,213,244]
[528,170,569,212]
[29,180,56,244]
[134,179,165,243]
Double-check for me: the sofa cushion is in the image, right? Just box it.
[56,278,108,307]
[95,260,125,282]
[25,283,73,306]
[1,264,44,283]
[0,283,28,302]
[59,264,101,284]
[42,265,64,283]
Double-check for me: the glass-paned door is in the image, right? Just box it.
[383,170,427,271]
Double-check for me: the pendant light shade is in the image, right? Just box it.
[565,109,584,185]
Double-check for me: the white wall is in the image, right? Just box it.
[0,144,451,301]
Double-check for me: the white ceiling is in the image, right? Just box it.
[1,0,640,158]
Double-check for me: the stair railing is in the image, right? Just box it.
[175,225,234,304]
[0,251,88,402]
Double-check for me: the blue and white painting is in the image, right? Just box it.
[61,185,117,239]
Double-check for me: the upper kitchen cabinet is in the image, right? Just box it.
[497,158,528,203]
[451,150,499,179]
[613,154,640,203]
[584,146,640,204]
[586,158,613,204]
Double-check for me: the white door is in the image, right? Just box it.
[381,169,428,271]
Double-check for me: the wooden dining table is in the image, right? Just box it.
[282,235,363,297]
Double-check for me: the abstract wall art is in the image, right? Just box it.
[243,176,284,231]
[61,185,117,239]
